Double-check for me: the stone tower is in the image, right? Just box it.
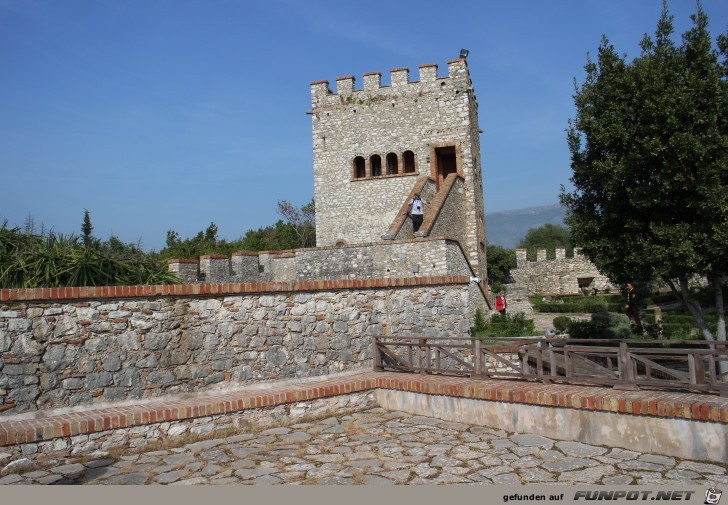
[309,58,487,286]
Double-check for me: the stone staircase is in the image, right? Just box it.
[504,282,533,315]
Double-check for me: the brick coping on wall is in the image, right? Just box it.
[0,276,470,303]
[1,372,726,447]
[227,237,462,258]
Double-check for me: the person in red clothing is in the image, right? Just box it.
[496,291,507,315]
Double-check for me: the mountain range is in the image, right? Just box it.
[485,204,566,249]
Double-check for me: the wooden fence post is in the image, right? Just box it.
[419,338,426,375]
[373,337,383,371]
[474,338,482,377]
[618,341,629,385]
[688,352,705,386]
[613,341,638,390]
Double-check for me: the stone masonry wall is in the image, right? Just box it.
[428,176,467,251]
[0,277,477,414]
[181,239,476,284]
[511,248,618,296]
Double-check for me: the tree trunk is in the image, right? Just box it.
[713,275,726,342]
[712,275,727,379]
[664,277,714,341]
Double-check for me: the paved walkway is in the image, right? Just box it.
[1,407,726,485]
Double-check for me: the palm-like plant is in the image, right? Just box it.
[0,220,179,288]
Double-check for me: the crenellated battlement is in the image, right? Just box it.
[515,248,584,267]
[167,239,475,285]
[310,58,470,100]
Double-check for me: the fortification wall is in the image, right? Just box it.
[0,277,478,414]
[511,248,617,296]
[170,238,475,284]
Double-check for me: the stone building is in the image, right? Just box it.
[309,58,487,287]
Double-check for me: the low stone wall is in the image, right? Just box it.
[376,389,728,463]
[1,390,376,467]
[2,371,725,467]
[0,276,478,414]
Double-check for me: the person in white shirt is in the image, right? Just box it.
[403,192,429,232]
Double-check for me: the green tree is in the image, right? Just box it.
[518,223,572,250]
[158,223,230,260]
[81,209,94,249]
[100,235,144,258]
[517,223,572,260]
[203,222,218,242]
[561,3,727,346]
[276,198,316,248]
[238,198,316,252]
[159,199,316,258]
[486,244,516,288]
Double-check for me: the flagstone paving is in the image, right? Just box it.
[1,407,726,485]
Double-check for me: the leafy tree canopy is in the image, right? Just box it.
[157,198,316,260]
[561,2,727,343]
[486,244,516,289]
[517,223,572,251]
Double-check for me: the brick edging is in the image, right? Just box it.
[0,276,470,303]
[0,374,381,447]
[1,372,726,448]
[375,375,728,423]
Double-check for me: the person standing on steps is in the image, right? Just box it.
[496,291,507,316]
[404,192,429,233]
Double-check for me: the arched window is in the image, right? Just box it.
[370,154,382,177]
[353,156,365,179]
[403,150,416,173]
[386,153,398,175]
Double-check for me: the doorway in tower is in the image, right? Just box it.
[432,144,460,190]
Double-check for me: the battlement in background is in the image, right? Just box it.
[515,247,584,267]
[168,239,476,286]
[310,59,470,99]
[511,247,617,296]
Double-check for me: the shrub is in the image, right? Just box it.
[566,320,630,339]
[563,310,634,339]
[534,301,612,313]
[0,221,178,288]
[472,312,536,338]
[470,308,487,335]
[552,316,572,334]
[591,311,629,327]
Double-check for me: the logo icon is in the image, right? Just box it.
[706,488,723,505]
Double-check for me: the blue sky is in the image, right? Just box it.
[1,0,726,251]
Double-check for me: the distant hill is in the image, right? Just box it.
[485,204,566,248]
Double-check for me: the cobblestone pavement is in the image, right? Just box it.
[1,407,726,485]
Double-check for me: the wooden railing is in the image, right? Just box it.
[373,336,728,395]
